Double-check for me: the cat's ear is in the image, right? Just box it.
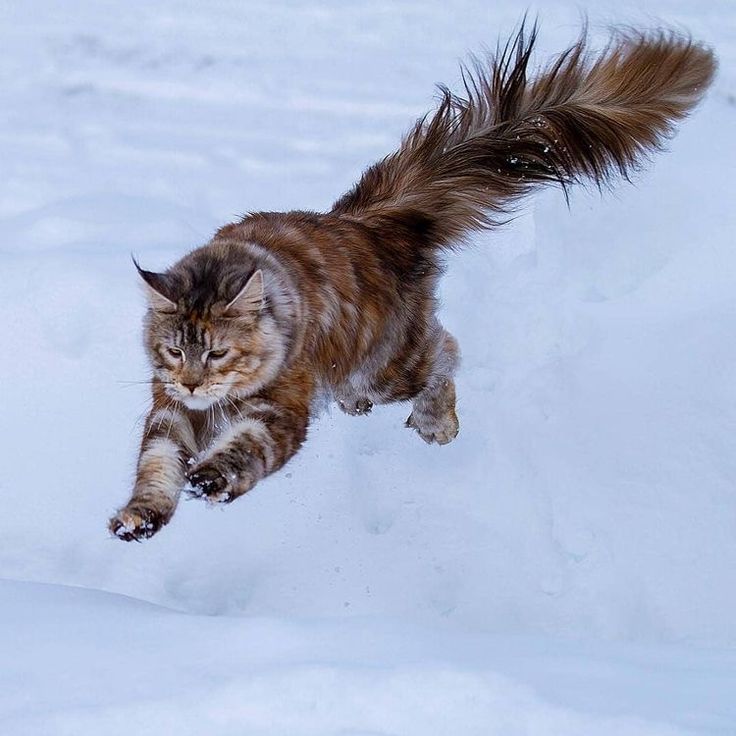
[133,257,177,313]
[225,269,264,318]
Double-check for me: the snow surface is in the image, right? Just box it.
[1,0,735,733]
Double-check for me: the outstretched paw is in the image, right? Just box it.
[406,408,459,446]
[186,464,233,504]
[109,505,165,542]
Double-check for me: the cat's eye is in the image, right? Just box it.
[166,346,185,361]
[206,348,229,362]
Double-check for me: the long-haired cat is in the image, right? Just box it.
[110,23,715,540]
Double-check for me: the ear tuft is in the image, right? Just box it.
[133,256,177,313]
[225,269,264,318]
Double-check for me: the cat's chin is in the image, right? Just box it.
[180,394,220,411]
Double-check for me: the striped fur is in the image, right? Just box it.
[110,23,715,540]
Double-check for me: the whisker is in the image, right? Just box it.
[225,396,246,422]
[117,379,175,387]
[157,398,174,435]
[164,399,176,442]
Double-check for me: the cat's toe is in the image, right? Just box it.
[109,506,163,542]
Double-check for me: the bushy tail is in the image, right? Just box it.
[332,23,716,246]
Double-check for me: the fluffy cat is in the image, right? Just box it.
[110,24,715,541]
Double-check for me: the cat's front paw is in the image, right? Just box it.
[108,505,166,542]
[186,464,233,504]
[186,459,255,504]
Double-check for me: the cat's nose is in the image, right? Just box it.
[181,382,199,394]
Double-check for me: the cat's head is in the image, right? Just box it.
[136,259,287,410]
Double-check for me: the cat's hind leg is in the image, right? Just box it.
[406,329,460,445]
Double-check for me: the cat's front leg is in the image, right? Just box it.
[109,403,196,541]
[185,419,267,504]
[186,370,313,504]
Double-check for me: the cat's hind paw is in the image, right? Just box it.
[338,397,374,416]
[405,408,459,446]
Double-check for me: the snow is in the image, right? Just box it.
[3,580,735,736]
[1,0,735,733]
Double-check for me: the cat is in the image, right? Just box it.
[109,23,715,541]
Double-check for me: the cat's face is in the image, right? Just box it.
[139,267,286,410]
